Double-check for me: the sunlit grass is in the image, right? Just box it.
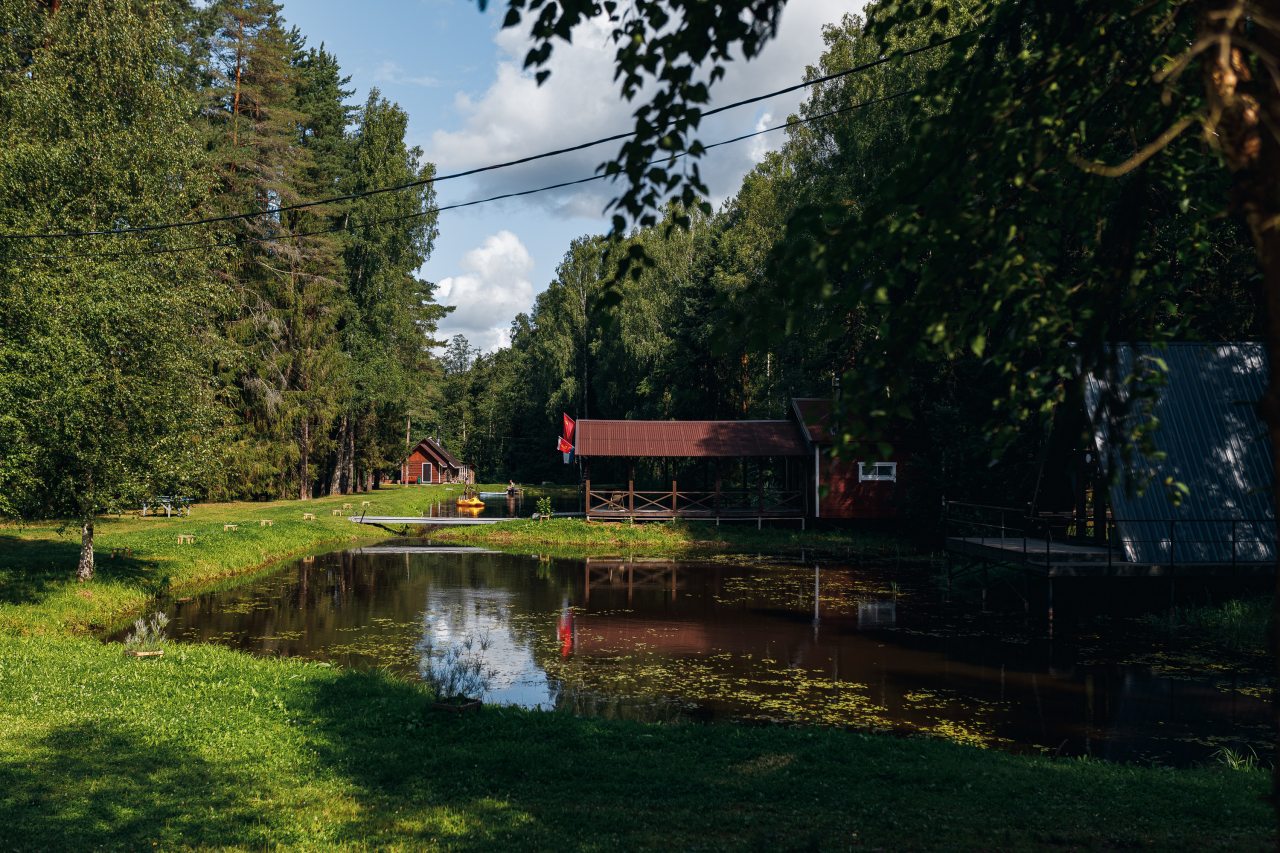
[429,517,922,561]
[0,485,512,635]
[0,633,1270,851]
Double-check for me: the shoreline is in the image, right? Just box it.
[0,489,1272,848]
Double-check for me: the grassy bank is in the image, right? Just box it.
[0,633,1270,851]
[0,484,505,635]
[430,517,922,561]
[1139,596,1272,654]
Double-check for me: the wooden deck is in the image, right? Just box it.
[946,536,1273,577]
[585,483,804,525]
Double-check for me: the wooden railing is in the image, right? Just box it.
[586,480,804,518]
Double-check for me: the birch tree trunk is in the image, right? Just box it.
[76,519,94,582]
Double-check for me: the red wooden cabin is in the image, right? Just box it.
[792,398,905,520]
[401,437,469,485]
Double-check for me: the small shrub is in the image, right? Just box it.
[416,630,496,702]
[1213,746,1262,772]
[536,496,553,519]
[124,611,170,652]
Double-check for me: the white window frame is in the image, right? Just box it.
[421,462,433,484]
[858,461,897,483]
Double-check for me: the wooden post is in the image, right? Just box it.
[672,479,678,514]
[757,461,764,514]
[757,460,765,530]
[628,462,635,516]
[585,478,592,517]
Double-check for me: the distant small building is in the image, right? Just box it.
[792,398,906,520]
[402,438,469,485]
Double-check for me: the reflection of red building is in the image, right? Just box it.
[792,398,906,520]
[558,606,574,658]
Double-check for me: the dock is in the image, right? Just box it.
[944,500,1274,578]
[348,516,510,526]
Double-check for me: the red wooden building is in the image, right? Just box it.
[573,398,904,522]
[401,437,469,485]
[790,398,904,520]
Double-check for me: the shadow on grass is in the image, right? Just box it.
[292,669,1273,850]
[0,535,158,606]
[294,671,862,849]
[0,720,266,850]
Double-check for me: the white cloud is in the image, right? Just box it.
[427,0,857,217]
[435,230,535,352]
[373,59,442,89]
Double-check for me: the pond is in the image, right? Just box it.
[137,540,1271,766]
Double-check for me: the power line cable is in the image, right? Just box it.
[20,88,914,263]
[0,32,964,241]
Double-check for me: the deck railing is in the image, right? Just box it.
[586,481,804,518]
[944,499,1276,572]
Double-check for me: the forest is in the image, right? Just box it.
[435,4,1261,511]
[0,0,1268,528]
[0,0,446,531]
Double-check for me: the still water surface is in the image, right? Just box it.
[154,540,1270,765]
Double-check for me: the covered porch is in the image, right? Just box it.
[576,419,809,525]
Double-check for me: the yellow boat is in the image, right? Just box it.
[455,497,485,509]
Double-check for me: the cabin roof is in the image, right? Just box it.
[1084,342,1273,563]
[791,398,833,444]
[410,437,464,469]
[575,419,807,458]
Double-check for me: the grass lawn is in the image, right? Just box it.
[0,633,1271,851]
[0,490,1273,849]
[429,517,920,560]
[0,484,497,635]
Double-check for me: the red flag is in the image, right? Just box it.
[557,436,574,453]
[562,413,575,440]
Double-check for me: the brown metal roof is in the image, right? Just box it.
[791,398,833,444]
[575,419,807,458]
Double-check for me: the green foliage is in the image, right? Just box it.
[0,0,222,531]
[535,496,553,518]
[123,612,169,653]
[0,1,449,552]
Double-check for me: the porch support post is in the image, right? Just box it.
[628,462,635,516]
[672,479,678,514]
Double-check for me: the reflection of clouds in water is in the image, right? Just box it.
[419,587,557,709]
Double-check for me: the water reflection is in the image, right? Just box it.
[145,541,1272,766]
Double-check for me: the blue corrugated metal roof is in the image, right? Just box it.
[1083,343,1273,565]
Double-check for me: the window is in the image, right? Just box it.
[858,461,897,483]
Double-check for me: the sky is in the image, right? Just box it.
[282,0,858,352]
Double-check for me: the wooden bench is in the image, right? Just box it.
[223,524,238,531]
[331,509,343,516]
[302,513,315,521]
[259,519,273,527]
[176,534,195,545]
